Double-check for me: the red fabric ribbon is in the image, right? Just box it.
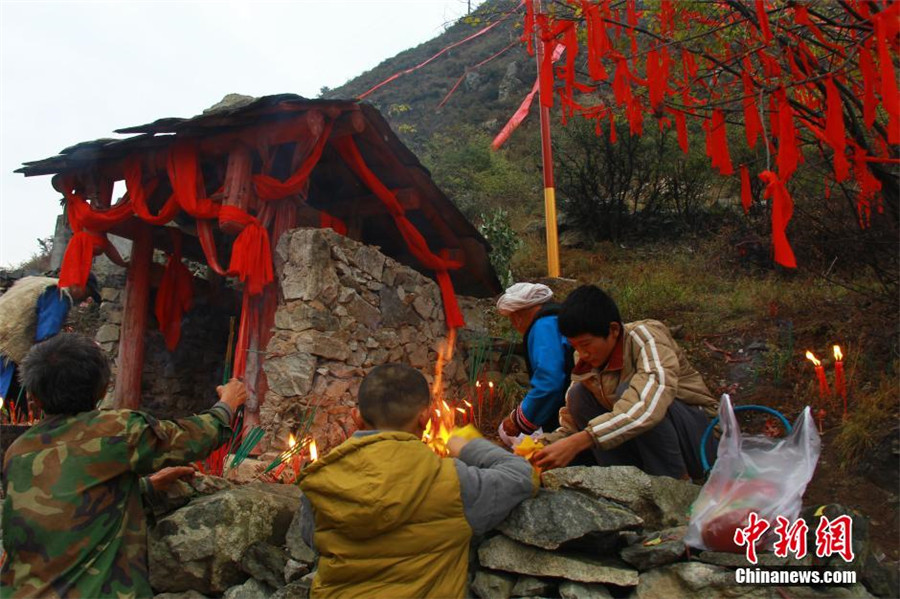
[220,205,274,296]
[333,137,465,329]
[252,121,334,200]
[755,0,773,42]
[858,44,878,129]
[824,76,850,182]
[742,58,763,148]
[775,88,799,181]
[759,171,796,268]
[125,156,180,225]
[58,231,107,289]
[155,233,193,351]
[167,142,221,219]
[740,165,752,214]
[705,109,734,176]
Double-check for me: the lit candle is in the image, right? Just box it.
[488,381,495,412]
[805,351,831,399]
[309,440,318,462]
[833,345,847,418]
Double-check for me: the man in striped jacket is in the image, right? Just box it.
[535,285,718,480]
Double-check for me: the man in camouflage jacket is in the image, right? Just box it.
[1,333,247,598]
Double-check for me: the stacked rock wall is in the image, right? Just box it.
[95,278,236,419]
[263,227,487,453]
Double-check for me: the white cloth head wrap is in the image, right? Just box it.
[496,282,553,315]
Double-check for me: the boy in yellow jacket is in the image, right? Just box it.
[299,363,535,599]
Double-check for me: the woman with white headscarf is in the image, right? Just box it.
[495,282,573,446]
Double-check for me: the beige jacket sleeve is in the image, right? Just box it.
[586,323,681,450]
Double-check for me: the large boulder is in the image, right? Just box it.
[541,466,700,530]
[478,534,638,587]
[497,488,642,551]
[149,483,301,594]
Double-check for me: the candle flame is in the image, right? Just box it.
[309,440,318,462]
[833,345,843,361]
[456,407,466,415]
[475,380,481,388]
[805,351,821,367]
[488,381,494,389]
[288,434,297,449]
[463,400,472,408]
[441,400,450,411]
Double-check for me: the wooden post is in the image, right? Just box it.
[114,224,152,409]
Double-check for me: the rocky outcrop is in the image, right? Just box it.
[146,466,889,599]
[149,484,300,594]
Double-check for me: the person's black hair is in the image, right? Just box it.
[558,285,623,338]
[19,333,110,414]
[358,363,430,429]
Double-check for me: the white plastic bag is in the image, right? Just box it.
[684,395,821,552]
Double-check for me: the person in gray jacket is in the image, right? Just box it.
[298,363,534,598]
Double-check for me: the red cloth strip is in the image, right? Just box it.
[334,137,464,329]
[358,1,524,100]
[252,121,334,200]
[220,205,274,296]
[124,156,180,225]
[759,171,796,269]
[740,165,752,215]
[58,232,106,289]
[167,141,221,219]
[155,232,194,351]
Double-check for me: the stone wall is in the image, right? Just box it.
[96,278,238,419]
[262,228,488,453]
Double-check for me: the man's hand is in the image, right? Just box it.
[500,413,522,437]
[533,431,594,470]
[148,466,196,492]
[216,378,248,413]
[446,436,470,458]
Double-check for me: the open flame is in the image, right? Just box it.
[805,350,821,367]
[288,434,297,449]
[423,328,461,456]
[833,345,843,361]
[309,440,318,462]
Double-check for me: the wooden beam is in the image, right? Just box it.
[114,224,153,409]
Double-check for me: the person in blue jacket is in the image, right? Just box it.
[496,282,573,445]
[0,274,100,413]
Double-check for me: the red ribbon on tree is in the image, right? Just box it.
[775,87,799,181]
[740,165,753,214]
[759,171,797,268]
[742,59,763,148]
[755,0,773,42]
[824,76,850,182]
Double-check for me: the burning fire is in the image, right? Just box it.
[287,434,297,449]
[805,350,821,366]
[309,439,318,462]
[423,328,462,456]
[833,345,843,361]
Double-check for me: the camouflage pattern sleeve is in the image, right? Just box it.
[126,402,233,475]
